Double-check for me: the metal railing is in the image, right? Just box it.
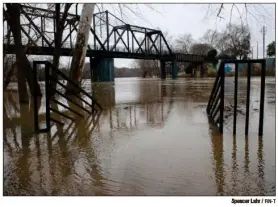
[33,61,102,133]
[207,59,266,136]
[206,60,225,133]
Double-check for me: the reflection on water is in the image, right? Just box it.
[209,122,225,196]
[3,77,276,195]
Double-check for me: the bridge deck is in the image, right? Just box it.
[4,44,206,62]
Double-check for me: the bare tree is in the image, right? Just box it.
[207,3,273,27]
[3,55,16,89]
[213,23,251,59]
[4,3,42,103]
[51,3,73,95]
[175,33,194,53]
[201,29,219,48]
[190,43,213,55]
[4,16,43,90]
[134,59,159,78]
[198,22,251,59]
[226,23,251,59]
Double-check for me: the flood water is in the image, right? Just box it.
[3,77,276,196]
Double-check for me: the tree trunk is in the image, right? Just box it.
[4,62,16,90]
[67,3,95,94]
[5,3,42,103]
[50,4,62,96]
[16,62,29,103]
[51,3,72,96]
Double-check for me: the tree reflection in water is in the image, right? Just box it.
[3,91,103,195]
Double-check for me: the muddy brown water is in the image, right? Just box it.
[3,77,275,196]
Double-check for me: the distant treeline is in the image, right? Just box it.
[114,67,141,77]
[33,62,141,81]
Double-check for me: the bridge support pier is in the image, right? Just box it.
[160,60,166,79]
[90,57,97,82]
[172,60,178,79]
[90,57,115,82]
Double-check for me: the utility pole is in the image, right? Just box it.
[251,47,254,59]
[257,41,259,59]
[260,26,267,58]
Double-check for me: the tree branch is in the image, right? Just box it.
[217,3,224,20]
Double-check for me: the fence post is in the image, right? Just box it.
[245,63,251,136]
[233,63,238,135]
[45,62,51,131]
[258,60,266,136]
[219,62,225,134]
[33,62,39,132]
[90,57,95,114]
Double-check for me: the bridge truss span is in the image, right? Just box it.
[4,5,174,58]
[3,4,207,63]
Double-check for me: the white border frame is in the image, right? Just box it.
[0,0,277,206]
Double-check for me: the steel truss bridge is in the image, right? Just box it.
[3,4,206,63]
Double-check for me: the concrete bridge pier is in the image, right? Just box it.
[90,57,115,82]
[172,60,178,79]
[90,57,98,82]
[160,60,166,79]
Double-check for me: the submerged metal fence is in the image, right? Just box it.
[33,61,102,133]
[207,59,266,136]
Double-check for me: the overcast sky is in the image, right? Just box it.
[61,3,275,67]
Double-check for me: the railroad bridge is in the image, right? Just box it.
[4,5,207,81]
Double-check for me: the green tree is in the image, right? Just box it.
[207,49,218,64]
[267,41,275,57]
